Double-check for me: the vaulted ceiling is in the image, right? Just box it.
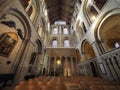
[45,0,77,25]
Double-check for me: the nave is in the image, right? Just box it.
[1,0,120,90]
[1,76,120,90]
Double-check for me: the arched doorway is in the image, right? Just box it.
[90,62,98,77]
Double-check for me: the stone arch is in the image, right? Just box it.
[81,40,95,60]
[20,0,39,22]
[82,0,91,25]
[6,8,31,40]
[98,14,120,51]
[94,9,120,52]
[76,19,84,41]
[51,36,58,47]
[63,36,70,47]
[87,5,98,22]
[4,8,32,77]
[30,4,37,21]
[36,39,43,54]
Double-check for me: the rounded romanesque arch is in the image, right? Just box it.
[6,8,31,40]
[98,14,120,51]
[94,9,120,52]
[81,40,95,60]
[0,8,32,77]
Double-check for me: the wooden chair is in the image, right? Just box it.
[14,85,27,90]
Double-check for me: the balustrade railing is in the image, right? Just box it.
[78,48,120,81]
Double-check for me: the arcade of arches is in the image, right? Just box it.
[0,0,120,90]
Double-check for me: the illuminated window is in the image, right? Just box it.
[64,40,70,47]
[55,20,66,25]
[114,42,120,48]
[52,40,57,47]
[0,32,18,57]
[52,27,58,34]
[63,28,69,34]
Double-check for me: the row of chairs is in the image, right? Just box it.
[14,76,120,90]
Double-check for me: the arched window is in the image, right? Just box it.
[36,40,42,54]
[64,40,70,47]
[94,0,107,10]
[52,40,57,47]
[63,28,69,34]
[114,42,120,48]
[98,14,120,51]
[82,23,87,33]
[27,6,33,16]
[52,27,58,34]
[29,52,37,65]
[0,32,18,57]
[20,0,36,21]
[88,6,98,21]
[20,0,29,9]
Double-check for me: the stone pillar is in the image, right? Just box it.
[59,26,62,47]
[54,57,57,76]
[75,57,78,75]
[59,56,62,75]
[71,57,74,76]
[65,57,68,77]
[48,57,51,76]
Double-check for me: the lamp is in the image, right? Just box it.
[91,15,96,21]
[57,60,61,65]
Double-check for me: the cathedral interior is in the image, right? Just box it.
[0,0,120,90]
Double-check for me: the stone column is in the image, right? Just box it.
[65,57,68,76]
[48,57,51,76]
[75,57,78,75]
[54,57,57,76]
[71,57,74,76]
[59,56,62,75]
[59,26,62,47]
